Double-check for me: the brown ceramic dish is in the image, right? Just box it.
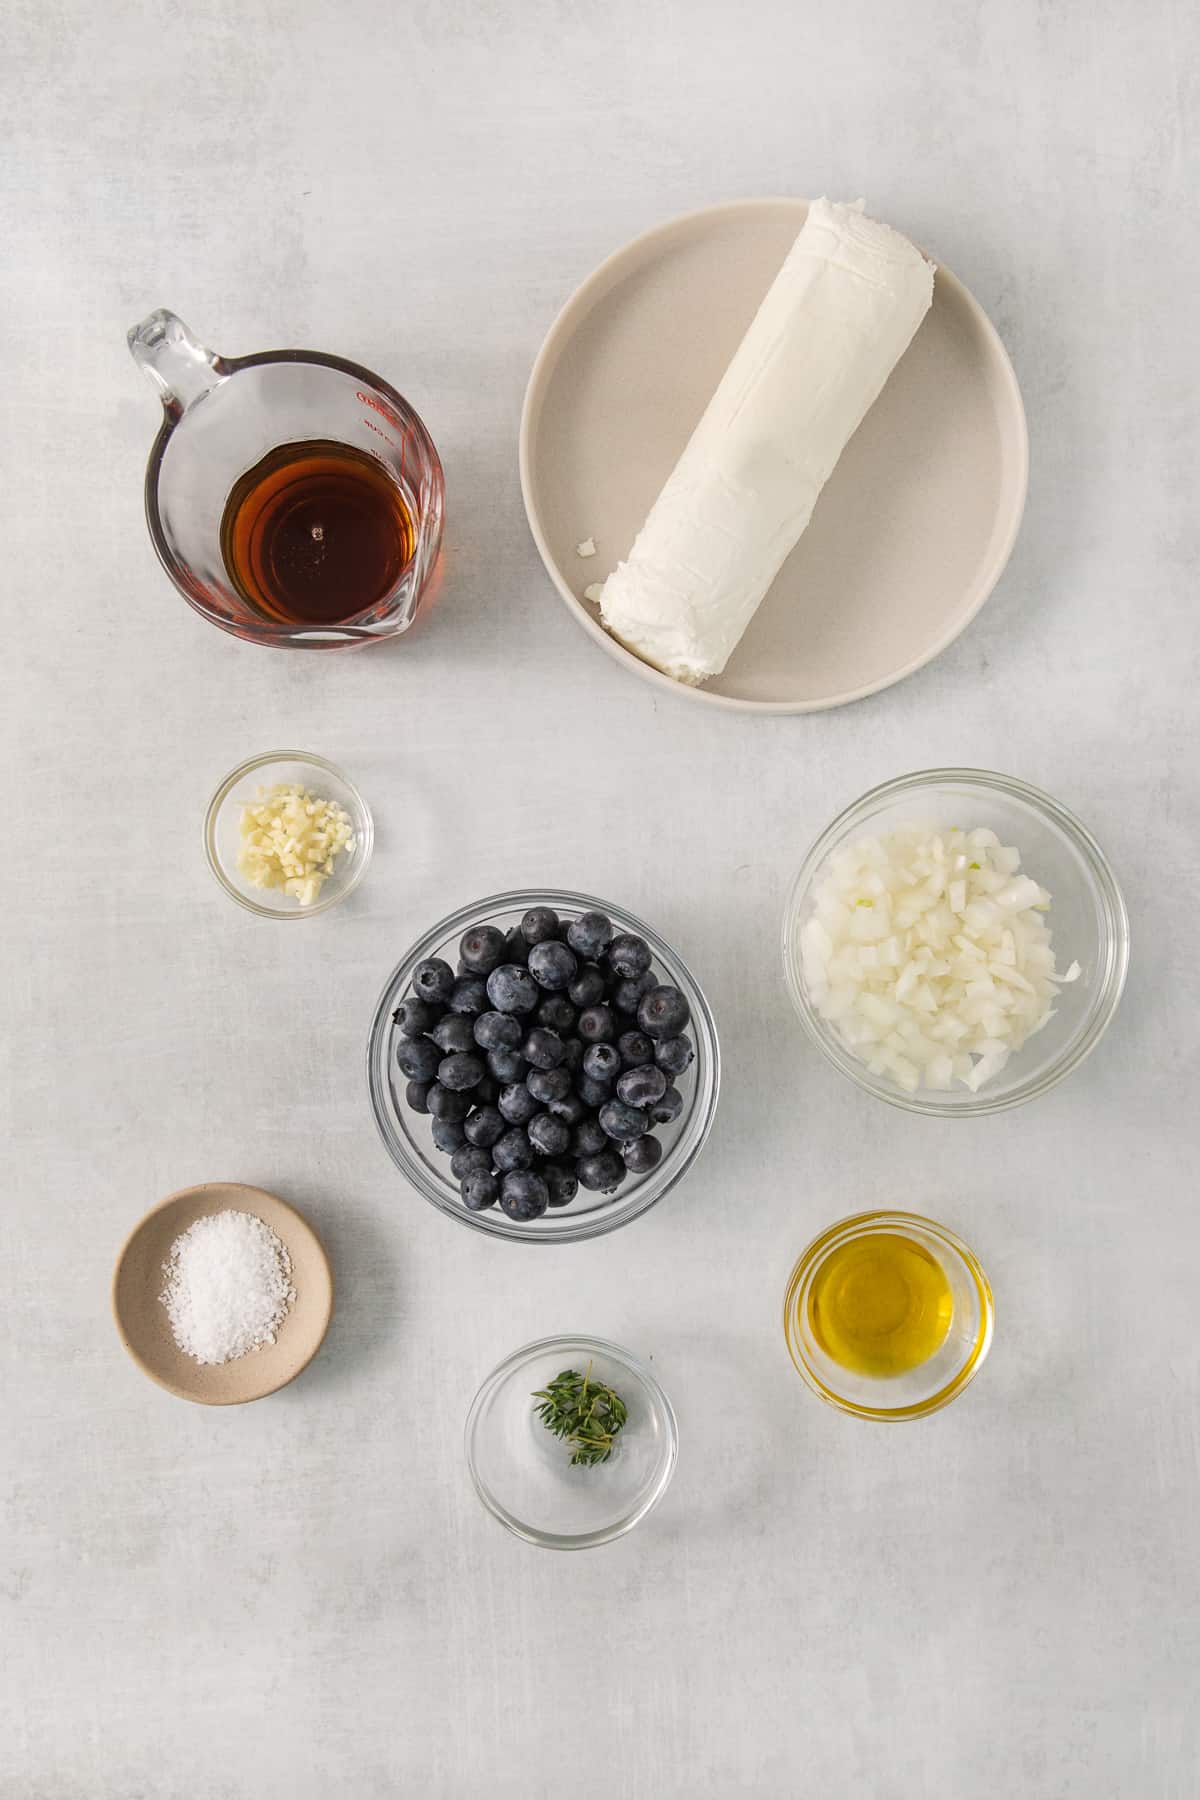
[112,1181,334,1404]
[519,197,1028,712]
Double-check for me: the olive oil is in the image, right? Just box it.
[807,1232,953,1377]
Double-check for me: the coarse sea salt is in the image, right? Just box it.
[160,1210,296,1365]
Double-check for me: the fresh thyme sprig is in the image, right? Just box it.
[532,1362,628,1467]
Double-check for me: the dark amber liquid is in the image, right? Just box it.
[220,439,415,626]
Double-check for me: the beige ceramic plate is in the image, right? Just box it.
[520,198,1028,712]
[112,1181,334,1404]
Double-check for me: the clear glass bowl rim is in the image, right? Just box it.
[366,887,721,1243]
[463,1333,680,1549]
[204,749,374,918]
[781,767,1130,1116]
[782,1209,995,1421]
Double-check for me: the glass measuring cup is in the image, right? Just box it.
[128,309,444,647]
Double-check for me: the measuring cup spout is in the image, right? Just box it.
[127,309,228,420]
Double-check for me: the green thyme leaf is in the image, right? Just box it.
[532,1362,628,1467]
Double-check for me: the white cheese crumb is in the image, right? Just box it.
[576,537,597,558]
[237,782,354,906]
[583,583,604,604]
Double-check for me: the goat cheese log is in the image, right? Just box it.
[598,199,936,685]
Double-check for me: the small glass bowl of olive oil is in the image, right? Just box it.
[783,1212,993,1421]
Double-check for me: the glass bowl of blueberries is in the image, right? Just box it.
[367,890,720,1241]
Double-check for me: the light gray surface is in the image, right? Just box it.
[2,1,1197,1794]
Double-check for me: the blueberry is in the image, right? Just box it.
[577,1150,625,1193]
[405,1079,432,1115]
[412,958,455,1004]
[431,1117,467,1153]
[450,1144,492,1181]
[499,1082,540,1126]
[438,1052,485,1092]
[583,1042,621,1084]
[486,964,540,1015]
[638,984,691,1040]
[493,1128,534,1174]
[432,1014,476,1055]
[568,965,606,1008]
[613,971,656,1015]
[449,974,489,1016]
[577,1004,615,1044]
[395,1036,441,1083]
[616,1064,667,1109]
[618,1030,655,1069]
[599,1099,649,1142]
[528,940,577,991]
[560,1037,585,1075]
[650,1085,683,1125]
[573,1117,608,1158]
[459,923,507,974]
[607,933,651,979]
[499,1169,549,1220]
[394,997,439,1038]
[474,1010,522,1052]
[527,1066,571,1105]
[473,1074,500,1106]
[547,1090,586,1126]
[502,925,530,966]
[567,911,613,960]
[464,1104,506,1148]
[655,1034,694,1077]
[542,1163,579,1208]
[622,1134,663,1175]
[523,1027,566,1071]
[487,1046,528,1084]
[521,906,561,945]
[537,994,576,1034]
[576,1074,612,1109]
[528,1112,571,1157]
[427,1083,470,1122]
[462,1170,499,1211]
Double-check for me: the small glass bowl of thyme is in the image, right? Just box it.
[465,1335,678,1549]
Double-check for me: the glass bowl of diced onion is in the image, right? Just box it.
[204,751,373,918]
[783,770,1129,1115]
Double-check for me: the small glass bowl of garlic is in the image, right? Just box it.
[205,752,373,918]
[783,769,1129,1115]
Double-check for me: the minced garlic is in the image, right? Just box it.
[237,783,355,907]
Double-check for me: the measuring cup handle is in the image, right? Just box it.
[127,309,228,420]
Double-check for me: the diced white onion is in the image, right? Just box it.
[797,823,1080,1094]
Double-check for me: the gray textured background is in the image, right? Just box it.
[2,1,1198,1795]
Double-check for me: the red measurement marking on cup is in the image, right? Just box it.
[357,389,403,426]
[357,391,407,472]
[363,416,400,449]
